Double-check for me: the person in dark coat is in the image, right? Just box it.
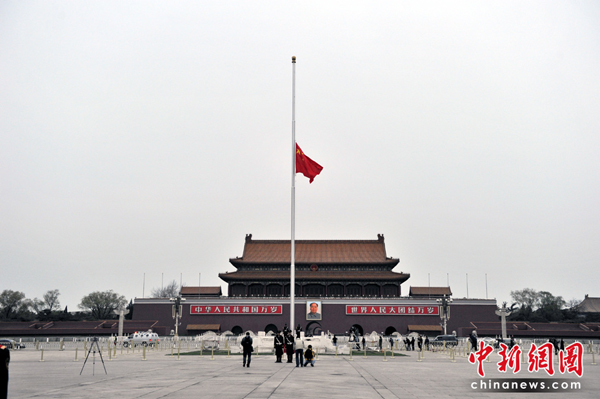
[469,331,478,352]
[303,345,316,367]
[388,336,394,351]
[274,331,284,363]
[296,324,302,339]
[417,335,423,351]
[410,336,415,351]
[241,332,253,367]
[285,332,294,363]
[552,338,560,355]
[424,336,430,351]
[0,342,9,399]
[361,337,366,350]
[378,336,383,351]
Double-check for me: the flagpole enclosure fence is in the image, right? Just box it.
[4,333,600,359]
[7,334,600,371]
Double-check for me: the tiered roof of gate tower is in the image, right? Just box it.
[219,234,410,298]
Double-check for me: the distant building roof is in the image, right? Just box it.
[574,295,600,313]
[409,287,452,297]
[0,320,168,336]
[408,325,443,332]
[180,286,222,297]
[186,324,221,332]
[230,234,399,267]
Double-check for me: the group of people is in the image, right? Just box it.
[494,336,516,350]
[243,328,464,368]
[549,337,565,355]
[344,330,434,352]
[402,335,429,351]
[274,330,316,367]
[240,329,316,368]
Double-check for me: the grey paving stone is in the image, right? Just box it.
[6,349,600,398]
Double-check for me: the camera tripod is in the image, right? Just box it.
[80,338,107,375]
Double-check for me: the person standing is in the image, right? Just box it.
[361,337,366,351]
[303,344,316,367]
[274,331,284,363]
[295,336,305,367]
[469,331,478,352]
[378,335,383,352]
[241,332,253,368]
[0,342,9,399]
[285,332,294,363]
[332,335,338,347]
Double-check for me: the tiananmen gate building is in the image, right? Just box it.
[132,234,498,336]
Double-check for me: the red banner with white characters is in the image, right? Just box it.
[345,305,439,315]
[190,305,282,315]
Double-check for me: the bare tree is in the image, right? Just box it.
[566,298,582,309]
[79,290,127,320]
[150,280,180,298]
[31,289,61,314]
[43,289,61,311]
[30,298,45,314]
[510,288,571,322]
[510,288,540,310]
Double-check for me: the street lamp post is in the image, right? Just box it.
[495,303,512,340]
[437,295,453,335]
[170,296,186,338]
[113,308,130,343]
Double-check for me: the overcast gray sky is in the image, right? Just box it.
[1,1,599,311]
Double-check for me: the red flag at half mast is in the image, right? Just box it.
[295,143,323,183]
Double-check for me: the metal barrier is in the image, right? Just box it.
[7,335,600,367]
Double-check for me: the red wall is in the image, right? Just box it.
[133,298,498,337]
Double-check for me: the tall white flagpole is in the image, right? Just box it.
[290,56,296,331]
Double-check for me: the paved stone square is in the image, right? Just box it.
[7,348,600,398]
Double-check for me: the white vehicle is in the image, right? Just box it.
[123,331,160,347]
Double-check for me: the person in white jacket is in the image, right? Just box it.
[294,336,305,367]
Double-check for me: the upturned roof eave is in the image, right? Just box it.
[229,258,400,267]
[219,272,410,283]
